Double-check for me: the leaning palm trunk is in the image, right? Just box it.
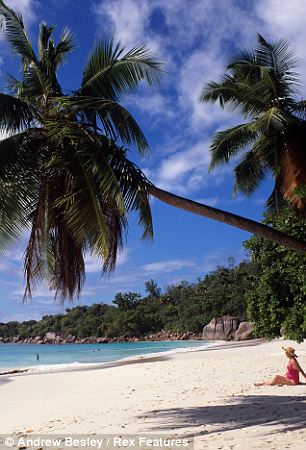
[149,185,306,253]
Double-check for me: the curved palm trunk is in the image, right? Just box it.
[149,185,306,253]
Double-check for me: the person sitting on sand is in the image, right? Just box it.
[255,346,306,386]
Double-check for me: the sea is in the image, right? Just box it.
[0,340,215,373]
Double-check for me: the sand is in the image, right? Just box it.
[0,338,306,450]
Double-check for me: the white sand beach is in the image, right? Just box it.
[1,339,306,450]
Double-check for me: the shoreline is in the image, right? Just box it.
[0,338,265,377]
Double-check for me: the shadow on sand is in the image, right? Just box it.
[138,395,306,437]
[0,376,13,386]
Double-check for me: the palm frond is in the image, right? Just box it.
[36,22,74,96]
[227,49,263,84]
[256,34,300,78]
[48,141,128,280]
[0,93,34,132]
[0,176,33,252]
[0,128,40,172]
[80,38,164,100]
[23,179,50,300]
[0,130,43,252]
[266,183,288,214]
[233,149,267,196]
[23,172,87,303]
[53,27,75,67]
[52,96,150,154]
[209,122,258,169]
[6,74,26,97]
[199,76,236,106]
[201,34,301,120]
[227,36,300,100]
[199,75,267,117]
[254,107,296,135]
[0,0,36,64]
[43,120,152,263]
[43,118,124,201]
[251,136,277,169]
[291,100,306,120]
[38,22,56,61]
[108,145,153,239]
[46,173,87,302]
[49,214,86,302]
[23,64,53,98]
[44,120,127,258]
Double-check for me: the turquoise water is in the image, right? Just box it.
[0,340,210,371]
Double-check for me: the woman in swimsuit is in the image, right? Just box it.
[255,346,306,386]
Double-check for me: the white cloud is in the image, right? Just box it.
[152,139,210,192]
[94,0,151,46]
[93,0,171,62]
[93,0,237,130]
[147,138,232,196]
[255,0,306,37]
[126,91,175,125]
[142,259,194,274]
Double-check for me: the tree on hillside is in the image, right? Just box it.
[200,34,306,214]
[113,292,141,311]
[145,279,161,298]
[0,1,306,301]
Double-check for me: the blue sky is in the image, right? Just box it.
[0,0,305,322]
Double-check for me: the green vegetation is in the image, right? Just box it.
[245,210,306,342]
[0,260,257,340]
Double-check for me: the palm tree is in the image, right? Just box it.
[200,34,306,214]
[0,2,305,302]
[0,1,162,301]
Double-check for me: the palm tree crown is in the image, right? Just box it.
[200,34,306,214]
[0,0,163,301]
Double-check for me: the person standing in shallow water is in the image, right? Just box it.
[255,347,306,386]
[36,353,39,361]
